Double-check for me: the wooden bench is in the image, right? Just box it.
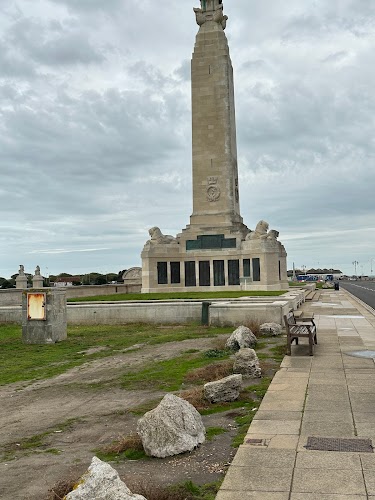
[284,310,317,356]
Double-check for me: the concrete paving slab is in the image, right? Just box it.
[363,469,375,495]
[355,422,375,436]
[217,492,290,500]
[300,421,355,437]
[304,398,351,412]
[220,465,293,492]
[230,447,296,467]
[261,391,306,403]
[350,400,375,412]
[253,410,302,421]
[259,399,305,412]
[360,453,375,469]
[295,450,361,470]
[306,387,350,400]
[247,420,301,435]
[302,410,353,423]
[353,412,375,423]
[347,384,375,392]
[291,494,366,500]
[243,434,299,450]
[292,469,366,495]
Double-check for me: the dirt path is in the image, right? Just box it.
[0,335,239,500]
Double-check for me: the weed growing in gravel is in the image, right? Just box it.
[96,433,147,463]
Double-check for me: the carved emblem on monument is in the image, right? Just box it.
[206,176,221,202]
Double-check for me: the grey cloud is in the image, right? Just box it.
[49,0,123,12]
[5,16,105,66]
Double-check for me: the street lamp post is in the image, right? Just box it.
[352,260,359,276]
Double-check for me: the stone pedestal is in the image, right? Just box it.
[16,275,27,289]
[22,289,67,344]
[32,275,44,288]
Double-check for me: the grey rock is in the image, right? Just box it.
[137,394,205,458]
[65,456,146,499]
[233,348,262,378]
[204,374,243,403]
[260,322,282,336]
[226,325,257,351]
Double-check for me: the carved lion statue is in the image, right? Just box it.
[148,227,177,245]
[267,229,279,241]
[246,220,270,240]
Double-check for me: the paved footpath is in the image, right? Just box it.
[217,289,375,499]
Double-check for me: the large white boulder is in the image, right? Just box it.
[137,394,205,458]
[65,456,146,500]
[233,348,262,378]
[226,325,257,351]
[260,322,282,336]
[204,374,243,403]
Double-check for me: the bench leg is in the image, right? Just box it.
[286,334,291,355]
[309,333,314,356]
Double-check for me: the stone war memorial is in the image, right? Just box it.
[142,0,288,293]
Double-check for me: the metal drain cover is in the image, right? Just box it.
[344,350,375,359]
[306,437,373,453]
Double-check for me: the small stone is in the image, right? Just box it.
[233,348,261,378]
[226,326,257,351]
[204,374,243,403]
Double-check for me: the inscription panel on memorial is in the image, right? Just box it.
[186,234,236,250]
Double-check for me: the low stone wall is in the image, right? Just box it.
[67,301,202,325]
[0,289,22,306]
[0,306,21,323]
[0,292,300,326]
[209,300,291,326]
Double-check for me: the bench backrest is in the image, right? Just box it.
[285,311,296,326]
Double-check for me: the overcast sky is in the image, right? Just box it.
[1,0,375,279]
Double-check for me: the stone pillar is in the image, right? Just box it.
[22,288,67,344]
[32,265,44,288]
[190,0,244,231]
[15,265,27,289]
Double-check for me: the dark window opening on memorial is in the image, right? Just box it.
[170,262,181,284]
[243,259,251,278]
[157,262,168,285]
[228,260,240,285]
[199,261,210,286]
[185,261,196,287]
[214,260,225,286]
[252,258,261,282]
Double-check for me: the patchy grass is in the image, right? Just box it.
[206,427,227,441]
[185,360,232,384]
[0,323,231,386]
[96,433,147,463]
[121,352,231,392]
[69,291,285,302]
[129,479,222,500]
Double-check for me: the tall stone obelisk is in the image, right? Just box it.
[189,0,246,234]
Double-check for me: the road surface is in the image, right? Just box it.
[340,280,375,310]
